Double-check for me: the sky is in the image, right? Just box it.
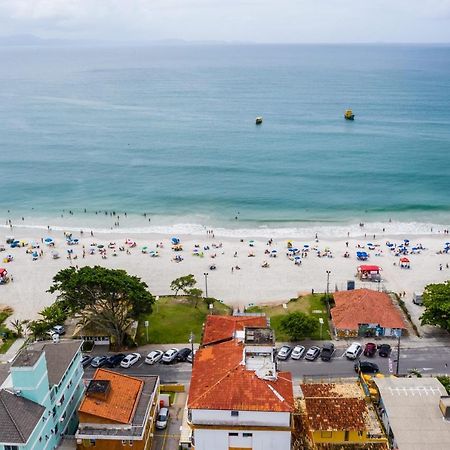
[1,0,450,43]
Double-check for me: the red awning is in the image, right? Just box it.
[400,257,410,263]
[358,265,382,272]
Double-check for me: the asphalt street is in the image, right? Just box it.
[83,344,450,383]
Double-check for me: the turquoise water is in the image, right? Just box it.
[1,44,450,229]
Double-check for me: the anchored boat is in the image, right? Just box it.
[344,109,355,120]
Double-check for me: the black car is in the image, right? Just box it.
[104,353,126,368]
[176,348,192,362]
[320,342,335,361]
[90,356,108,368]
[81,355,92,368]
[379,344,392,357]
[354,360,379,374]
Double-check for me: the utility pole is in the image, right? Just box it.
[326,270,331,318]
[396,330,401,375]
[203,272,209,298]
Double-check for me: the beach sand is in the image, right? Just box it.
[1,225,450,322]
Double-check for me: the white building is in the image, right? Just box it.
[187,316,294,450]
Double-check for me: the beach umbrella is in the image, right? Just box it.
[97,244,104,249]
[303,244,309,248]
[171,237,180,244]
[294,255,301,260]
[32,251,38,257]
[367,243,373,247]
[400,257,410,263]
[271,249,277,253]
[44,237,53,243]
[386,243,394,247]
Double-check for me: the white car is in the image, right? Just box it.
[145,350,163,365]
[345,342,363,360]
[120,353,141,368]
[156,407,170,429]
[291,345,306,360]
[162,348,179,363]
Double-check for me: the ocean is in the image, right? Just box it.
[1,44,449,235]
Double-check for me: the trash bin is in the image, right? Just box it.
[347,280,355,290]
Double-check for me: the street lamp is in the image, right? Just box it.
[203,272,209,298]
[395,330,401,375]
[325,270,331,318]
[189,331,195,366]
[319,318,324,340]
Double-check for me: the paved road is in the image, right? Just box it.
[278,345,450,380]
[83,345,450,384]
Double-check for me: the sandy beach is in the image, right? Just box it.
[1,223,450,322]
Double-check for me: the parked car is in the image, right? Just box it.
[345,342,362,360]
[320,342,335,361]
[52,325,65,335]
[277,346,292,361]
[90,356,107,368]
[81,355,92,368]
[305,346,321,361]
[378,344,392,357]
[104,353,126,368]
[187,350,196,364]
[156,407,170,430]
[145,350,163,365]
[176,348,192,362]
[162,348,179,364]
[291,345,306,360]
[363,342,377,357]
[354,360,379,374]
[120,353,141,368]
[412,291,423,305]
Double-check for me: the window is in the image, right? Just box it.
[228,433,238,436]
[344,430,350,441]
[243,433,253,438]
[320,431,332,438]
[90,439,96,446]
[5,446,19,450]
[231,410,239,417]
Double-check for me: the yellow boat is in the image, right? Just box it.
[344,109,355,120]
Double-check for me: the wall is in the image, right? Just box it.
[192,428,291,450]
[191,409,290,427]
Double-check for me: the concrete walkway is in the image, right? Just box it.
[0,338,25,363]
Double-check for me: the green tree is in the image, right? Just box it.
[420,281,450,331]
[49,266,154,348]
[28,320,52,340]
[39,303,68,327]
[9,319,25,338]
[170,274,197,296]
[188,288,203,308]
[280,312,318,341]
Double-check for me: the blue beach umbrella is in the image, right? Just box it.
[367,243,373,247]
[171,237,180,245]
[303,244,309,248]
[44,237,53,243]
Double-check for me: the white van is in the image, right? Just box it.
[413,291,423,305]
[345,342,362,360]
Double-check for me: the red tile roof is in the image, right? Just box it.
[300,383,367,431]
[202,315,267,345]
[188,339,293,412]
[78,369,143,424]
[331,289,406,331]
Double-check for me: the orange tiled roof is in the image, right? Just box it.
[78,368,143,424]
[202,315,267,345]
[331,289,406,331]
[301,383,367,431]
[188,339,293,412]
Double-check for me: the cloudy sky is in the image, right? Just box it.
[1,0,450,43]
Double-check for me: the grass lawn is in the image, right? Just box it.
[0,307,16,354]
[246,294,331,341]
[136,296,231,345]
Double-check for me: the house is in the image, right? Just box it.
[331,288,406,338]
[76,368,159,450]
[297,382,388,449]
[0,339,85,450]
[187,315,294,450]
[373,377,450,450]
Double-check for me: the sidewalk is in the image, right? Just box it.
[0,338,25,363]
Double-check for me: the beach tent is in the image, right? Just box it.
[357,265,382,281]
[399,257,410,269]
[356,251,369,261]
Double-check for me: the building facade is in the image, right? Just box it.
[187,316,294,450]
[0,340,85,450]
[76,369,159,450]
